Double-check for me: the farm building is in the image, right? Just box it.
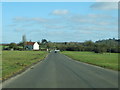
[25,42,39,50]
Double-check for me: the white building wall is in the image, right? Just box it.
[33,42,39,50]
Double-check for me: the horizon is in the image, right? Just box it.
[2,2,118,43]
[1,37,119,44]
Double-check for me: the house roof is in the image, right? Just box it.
[26,42,35,45]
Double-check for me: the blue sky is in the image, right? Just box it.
[2,2,118,43]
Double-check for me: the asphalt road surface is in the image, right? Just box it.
[2,51,118,88]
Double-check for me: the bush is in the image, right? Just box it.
[94,44,107,53]
[3,47,11,50]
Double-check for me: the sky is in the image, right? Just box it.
[2,2,118,43]
[1,0,119,2]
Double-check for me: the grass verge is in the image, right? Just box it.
[61,51,119,71]
[2,51,48,81]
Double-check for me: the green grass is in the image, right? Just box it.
[0,46,2,50]
[61,51,119,71]
[2,46,9,48]
[2,51,48,80]
[0,52,2,80]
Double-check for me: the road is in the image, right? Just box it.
[2,51,118,88]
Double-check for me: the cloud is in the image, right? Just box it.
[51,9,69,15]
[13,17,30,22]
[90,2,118,10]
[31,18,48,23]
[14,28,26,32]
[88,14,114,19]
[44,25,67,29]
[8,24,17,27]
[12,17,66,25]
[13,17,48,23]
[69,14,117,26]
[10,12,117,37]
[2,0,119,2]
[95,0,119,2]
[77,26,118,31]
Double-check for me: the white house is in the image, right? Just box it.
[33,42,39,50]
[25,42,39,50]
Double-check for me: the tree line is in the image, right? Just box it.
[2,38,120,53]
[46,38,120,53]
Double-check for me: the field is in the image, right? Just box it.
[0,46,2,50]
[0,52,2,80]
[61,51,119,71]
[2,51,48,80]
